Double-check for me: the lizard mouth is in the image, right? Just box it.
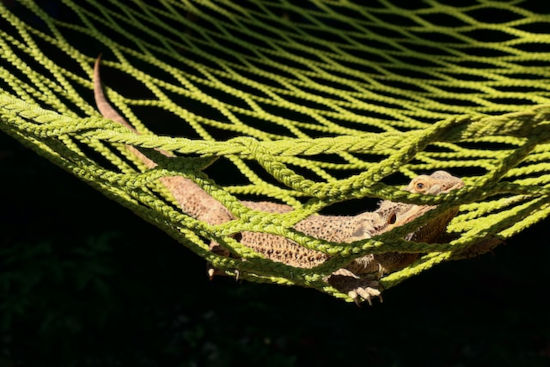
[426,179,465,195]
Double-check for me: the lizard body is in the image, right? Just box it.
[238,171,461,273]
[93,57,464,304]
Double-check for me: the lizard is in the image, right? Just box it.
[93,56,464,305]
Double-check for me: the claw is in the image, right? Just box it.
[366,296,374,306]
[377,264,384,278]
[347,284,381,306]
[349,291,362,307]
[235,270,240,282]
[356,287,374,306]
[207,267,215,280]
[328,271,383,306]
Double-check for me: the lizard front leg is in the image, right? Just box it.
[327,268,382,306]
[327,213,389,305]
[225,205,387,304]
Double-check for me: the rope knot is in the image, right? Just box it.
[229,137,263,158]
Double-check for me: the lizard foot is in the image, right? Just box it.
[206,265,240,282]
[207,265,216,280]
[206,265,226,280]
[328,269,383,306]
[348,284,382,306]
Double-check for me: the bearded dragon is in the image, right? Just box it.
[93,56,464,305]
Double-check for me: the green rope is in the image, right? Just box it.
[1,0,550,302]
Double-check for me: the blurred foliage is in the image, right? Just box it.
[0,234,115,331]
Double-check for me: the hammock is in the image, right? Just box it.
[1,0,549,302]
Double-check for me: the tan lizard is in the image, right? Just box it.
[93,56,464,304]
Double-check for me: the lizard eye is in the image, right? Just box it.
[388,213,397,224]
[415,181,426,191]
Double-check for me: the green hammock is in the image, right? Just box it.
[1,0,550,302]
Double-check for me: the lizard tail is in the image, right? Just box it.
[93,55,157,169]
[92,54,234,226]
[93,55,137,132]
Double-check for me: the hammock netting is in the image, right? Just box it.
[1,0,550,302]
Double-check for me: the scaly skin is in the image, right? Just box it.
[239,171,463,273]
[93,57,464,304]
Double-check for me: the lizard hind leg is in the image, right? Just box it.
[206,233,242,281]
[206,241,232,280]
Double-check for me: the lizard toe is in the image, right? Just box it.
[348,290,362,307]
[207,266,216,280]
[206,265,227,280]
[355,286,379,306]
[328,272,383,305]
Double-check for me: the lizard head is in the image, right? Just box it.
[375,171,464,242]
[405,170,464,195]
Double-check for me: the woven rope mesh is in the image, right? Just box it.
[1,0,550,301]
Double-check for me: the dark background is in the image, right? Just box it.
[2,0,550,366]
